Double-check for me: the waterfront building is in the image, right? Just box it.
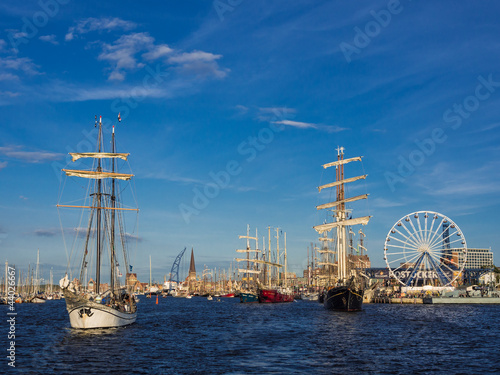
[458,248,494,269]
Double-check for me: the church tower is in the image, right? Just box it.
[188,248,196,280]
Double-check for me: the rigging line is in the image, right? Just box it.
[57,207,71,273]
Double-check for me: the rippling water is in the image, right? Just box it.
[4,298,500,374]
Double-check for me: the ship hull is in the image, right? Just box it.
[323,286,363,311]
[258,289,294,303]
[240,292,259,303]
[63,289,136,329]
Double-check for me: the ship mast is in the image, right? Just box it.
[313,146,371,284]
[110,124,116,294]
[336,147,346,281]
[95,116,103,294]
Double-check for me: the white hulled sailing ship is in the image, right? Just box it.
[58,115,138,328]
[314,147,370,311]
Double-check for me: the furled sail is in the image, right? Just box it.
[235,249,261,253]
[63,169,133,181]
[235,258,283,268]
[69,152,129,162]
[318,237,336,242]
[317,262,336,267]
[317,248,335,254]
[318,175,367,192]
[313,216,371,233]
[238,269,261,274]
[322,156,362,169]
[316,194,369,210]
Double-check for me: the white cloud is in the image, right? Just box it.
[98,32,155,81]
[0,161,7,170]
[39,35,59,45]
[0,146,63,163]
[273,119,317,129]
[168,51,221,64]
[272,120,348,133]
[168,51,228,78]
[65,17,137,41]
[0,56,40,76]
[142,44,173,60]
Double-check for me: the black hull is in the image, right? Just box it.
[323,286,363,311]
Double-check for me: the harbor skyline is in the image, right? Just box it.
[1,1,499,283]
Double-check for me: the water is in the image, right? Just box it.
[3,298,500,374]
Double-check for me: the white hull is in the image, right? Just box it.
[30,297,46,303]
[67,301,137,329]
[61,285,137,329]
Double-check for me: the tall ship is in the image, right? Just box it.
[257,227,294,303]
[58,115,138,328]
[314,147,371,311]
[235,226,293,303]
[235,225,261,303]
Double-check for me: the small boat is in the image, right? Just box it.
[207,295,213,301]
[239,292,259,303]
[220,293,235,298]
[258,288,294,303]
[29,296,46,304]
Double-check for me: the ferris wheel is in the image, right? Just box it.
[384,211,467,287]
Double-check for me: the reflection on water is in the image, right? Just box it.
[6,298,500,374]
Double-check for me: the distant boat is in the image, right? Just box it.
[207,295,213,301]
[58,115,138,328]
[257,228,294,303]
[258,288,294,303]
[29,296,46,304]
[220,293,235,298]
[239,292,259,303]
[314,147,370,312]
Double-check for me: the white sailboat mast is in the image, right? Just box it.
[284,232,287,288]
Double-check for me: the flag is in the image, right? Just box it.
[94,115,97,127]
[118,112,121,122]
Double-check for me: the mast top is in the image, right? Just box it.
[336,146,345,156]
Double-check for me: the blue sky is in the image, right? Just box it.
[1,0,499,284]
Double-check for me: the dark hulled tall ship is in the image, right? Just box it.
[314,147,371,312]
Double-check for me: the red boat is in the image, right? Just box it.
[220,293,235,298]
[258,289,294,303]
